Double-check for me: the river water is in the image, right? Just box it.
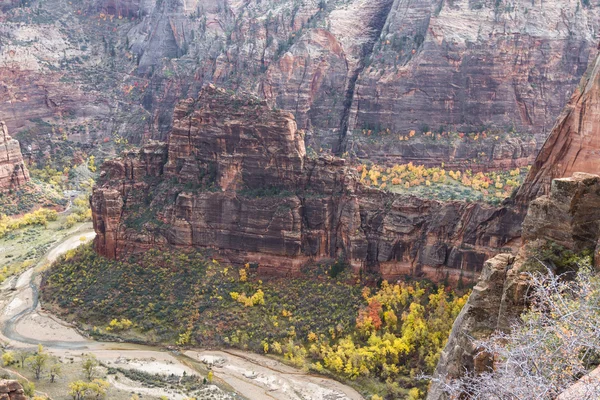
[1,226,364,400]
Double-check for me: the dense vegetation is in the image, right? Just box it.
[0,182,65,216]
[0,208,58,239]
[359,162,528,204]
[42,246,469,399]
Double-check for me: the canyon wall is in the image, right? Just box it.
[0,121,30,192]
[92,85,523,281]
[428,172,600,399]
[2,0,598,167]
[517,52,600,203]
[429,49,600,399]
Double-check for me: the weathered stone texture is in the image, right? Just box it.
[4,0,597,167]
[429,50,600,398]
[518,53,600,203]
[92,85,522,281]
[429,172,600,399]
[0,380,27,400]
[0,121,30,192]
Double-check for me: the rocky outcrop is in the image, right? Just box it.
[429,49,600,398]
[428,172,600,399]
[522,172,600,254]
[427,253,516,400]
[517,52,600,203]
[0,380,27,400]
[92,85,522,281]
[0,121,30,192]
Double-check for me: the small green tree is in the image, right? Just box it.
[26,344,49,380]
[87,379,110,398]
[49,362,62,383]
[68,380,88,400]
[1,351,14,366]
[15,349,29,368]
[82,354,99,381]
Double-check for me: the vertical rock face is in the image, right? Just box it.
[427,253,515,400]
[164,90,307,191]
[0,121,30,192]
[350,0,599,137]
[517,52,600,203]
[92,85,523,281]
[0,380,27,400]
[3,0,598,167]
[97,0,142,18]
[430,50,600,398]
[428,173,600,399]
[522,173,600,253]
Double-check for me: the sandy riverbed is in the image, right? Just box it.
[187,350,364,400]
[1,228,365,400]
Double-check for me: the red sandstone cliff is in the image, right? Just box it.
[429,50,600,399]
[1,0,598,169]
[517,52,600,203]
[92,85,522,281]
[0,121,29,192]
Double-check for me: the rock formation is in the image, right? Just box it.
[1,0,598,167]
[0,380,27,400]
[347,1,599,142]
[517,52,600,203]
[428,173,600,400]
[428,47,600,399]
[0,121,30,192]
[92,85,522,281]
[428,48,600,398]
[100,0,600,158]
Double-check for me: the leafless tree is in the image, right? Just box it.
[434,259,600,399]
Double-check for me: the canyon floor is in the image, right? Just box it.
[0,224,364,400]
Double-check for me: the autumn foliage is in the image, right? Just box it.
[358,162,528,202]
[43,246,469,398]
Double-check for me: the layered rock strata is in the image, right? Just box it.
[428,172,600,399]
[517,52,600,203]
[0,121,30,191]
[3,0,598,168]
[429,48,600,399]
[123,0,599,156]
[92,85,522,281]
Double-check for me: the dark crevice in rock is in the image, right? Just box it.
[334,0,395,156]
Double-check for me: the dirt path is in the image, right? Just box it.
[0,227,365,400]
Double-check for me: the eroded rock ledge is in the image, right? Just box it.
[0,380,27,400]
[92,85,522,281]
[428,173,600,399]
[0,121,30,192]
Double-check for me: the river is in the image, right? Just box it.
[0,224,364,400]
